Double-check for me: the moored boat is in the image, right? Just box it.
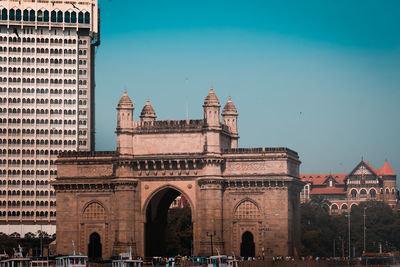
[0,246,30,267]
[55,255,87,267]
[357,252,400,267]
[207,255,228,267]
[112,248,142,267]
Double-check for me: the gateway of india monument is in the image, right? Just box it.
[54,88,303,259]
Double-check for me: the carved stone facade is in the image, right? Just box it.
[54,88,303,259]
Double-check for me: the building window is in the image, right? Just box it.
[2,9,7,20]
[23,10,28,21]
[29,10,35,22]
[341,204,348,214]
[57,11,63,23]
[78,12,83,23]
[71,11,76,23]
[331,204,338,215]
[51,11,56,22]
[9,9,15,20]
[360,189,367,200]
[386,189,390,200]
[370,189,376,200]
[351,189,357,200]
[44,10,49,22]
[84,12,90,24]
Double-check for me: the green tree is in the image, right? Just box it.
[300,199,400,258]
[0,234,18,256]
[165,207,193,256]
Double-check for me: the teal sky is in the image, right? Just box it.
[95,0,400,175]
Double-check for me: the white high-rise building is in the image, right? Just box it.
[0,0,99,235]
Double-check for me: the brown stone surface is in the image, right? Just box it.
[54,89,303,259]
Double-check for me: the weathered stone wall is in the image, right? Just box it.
[132,132,204,155]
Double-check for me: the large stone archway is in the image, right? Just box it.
[53,89,303,259]
[143,185,194,256]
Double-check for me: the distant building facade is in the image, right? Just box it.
[54,88,303,259]
[0,0,99,235]
[169,194,189,209]
[300,160,397,214]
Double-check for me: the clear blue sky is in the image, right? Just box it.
[95,0,400,175]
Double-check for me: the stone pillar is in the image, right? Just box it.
[55,191,80,256]
[196,175,224,256]
[112,181,138,256]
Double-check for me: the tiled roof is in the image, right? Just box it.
[300,174,347,185]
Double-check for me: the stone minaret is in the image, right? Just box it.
[203,87,221,153]
[140,99,157,122]
[116,89,134,154]
[222,96,239,148]
[203,87,221,127]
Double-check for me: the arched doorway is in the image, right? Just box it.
[240,231,255,257]
[88,232,102,260]
[145,187,192,257]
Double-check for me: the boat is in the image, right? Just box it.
[55,255,87,267]
[30,260,53,267]
[112,248,142,267]
[55,242,87,267]
[112,259,143,267]
[359,252,400,267]
[207,255,228,267]
[0,245,31,267]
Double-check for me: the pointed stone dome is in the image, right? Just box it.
[117,89,133,109]
[203,87,220,107]
[140,99,156,120]
[222,96,238,115]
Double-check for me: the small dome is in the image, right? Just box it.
[117,89,133,109]
[203,87,220,107]
[222,96,237,115]
[140,99,156,119]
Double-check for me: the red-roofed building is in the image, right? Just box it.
[300,160,398,215]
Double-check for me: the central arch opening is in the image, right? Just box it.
[145,187,192,257]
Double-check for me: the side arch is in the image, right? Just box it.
[79,200,109,259]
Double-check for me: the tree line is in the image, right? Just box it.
[301,196,400,258]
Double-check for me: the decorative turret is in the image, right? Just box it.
[140,99,157,122]
[380,160,396,176]
[116,89,133,155]
[117,89,134,129]
[203,87,220,127]
[222,96,238,134]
